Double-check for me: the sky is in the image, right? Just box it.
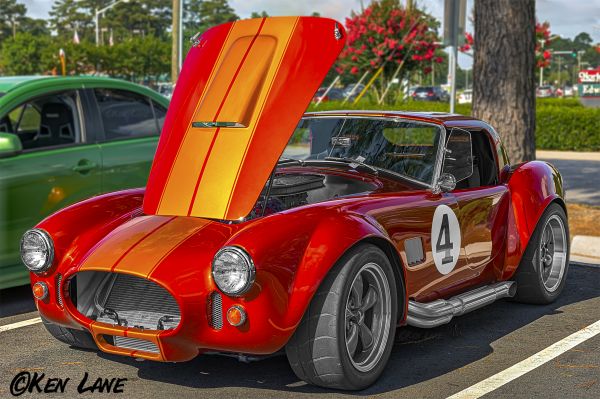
[20,0,600,69]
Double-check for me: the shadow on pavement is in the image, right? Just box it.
[95,263,600,395]
[0,284,36,317]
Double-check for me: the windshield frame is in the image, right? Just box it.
[288,115,447,189]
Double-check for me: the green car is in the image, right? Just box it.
[0,76,169,289]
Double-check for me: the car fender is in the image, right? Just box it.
[228,207,402,344]
[503,161,566,279]
[35,188,145,279]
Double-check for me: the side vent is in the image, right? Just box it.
[56,274,63,307]
[405,237,425,266]
[208,292,223,330]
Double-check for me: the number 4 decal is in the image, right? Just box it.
[431,205,461,275]
[436,213,454,264]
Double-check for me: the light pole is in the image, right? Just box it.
[538,34,560,86]
[95,0,130,46]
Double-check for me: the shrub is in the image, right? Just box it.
[308,99,600,151]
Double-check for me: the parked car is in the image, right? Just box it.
[156,82,174,99]
[312,87,345,102]
[458,89,472,104]
[536,85,555,98]
[23,17,569,391]
[343,83,365,100]
[563,86,574,97]
[0,76,169,289]
[412,86,449,102]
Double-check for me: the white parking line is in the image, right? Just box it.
[447,319,600,399]
[0,317,42,333]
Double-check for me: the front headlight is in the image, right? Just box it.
[20,228,54,273]
[212,246,255,296]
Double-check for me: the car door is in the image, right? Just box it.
[89,88,164,193]
[0,89,101,288]
[444,128,510,272]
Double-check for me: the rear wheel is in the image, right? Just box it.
[41,316,97,350]
[513,203,569,304]
[285,244,399,390]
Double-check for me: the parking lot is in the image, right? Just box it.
[1,262,598,398]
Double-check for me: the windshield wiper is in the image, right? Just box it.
[324,156,379,175]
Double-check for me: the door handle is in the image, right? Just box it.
[72,160,97,173]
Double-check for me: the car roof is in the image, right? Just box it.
[0,76,50,93]
[0,75,157,95]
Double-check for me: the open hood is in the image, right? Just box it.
[143,17,346,220]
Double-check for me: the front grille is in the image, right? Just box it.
[208,291,223,330]
[105,335,160,354]
[75,271,181,331]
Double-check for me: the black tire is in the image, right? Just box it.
[41,316,97,350]
[513,203,570,304]
[285,244,399,390]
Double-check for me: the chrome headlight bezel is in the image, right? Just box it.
[211,246,255,296]
[20,228,54,273]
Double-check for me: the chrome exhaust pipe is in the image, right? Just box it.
[406,281,516,329]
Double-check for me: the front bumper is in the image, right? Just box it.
[32,268,296,362]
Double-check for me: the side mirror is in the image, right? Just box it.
[435,173,456,193]
[0,132,23,158]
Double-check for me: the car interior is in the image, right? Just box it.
[452,130,498,189]
[0,92,80,151]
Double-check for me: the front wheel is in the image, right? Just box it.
[285,244,399,390]
[513,203,570,304]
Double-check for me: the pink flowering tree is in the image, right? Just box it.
[336,0,443,102]
[535,21,552,68]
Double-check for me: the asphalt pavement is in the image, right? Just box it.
[537,151,600,207]
[1,263,599,398]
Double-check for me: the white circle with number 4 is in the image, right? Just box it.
[431,204,461,275]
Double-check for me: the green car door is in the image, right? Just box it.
[0,89,102,289]
[87,88,166,192]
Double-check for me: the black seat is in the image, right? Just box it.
[33,103,75,148]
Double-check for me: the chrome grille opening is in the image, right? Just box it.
[208,291,223,330]
[104,335,160,354]
[73,271,181,331]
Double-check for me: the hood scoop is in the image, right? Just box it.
[143,17,346,220]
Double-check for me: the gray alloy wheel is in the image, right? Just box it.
[285,244,399,390]
[513,203,570,304]
[539,215,568,293]
[344,262,392,373]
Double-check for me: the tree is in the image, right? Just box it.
[185,0,238,35]
[336,0,443,103]
[0,32,51,75]
[472,0,536,163]
[0,0,46,46]
[49,0,93,41]
[250,11,269,19]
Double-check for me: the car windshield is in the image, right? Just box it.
[282,117,443,185]
[415,87,433,93]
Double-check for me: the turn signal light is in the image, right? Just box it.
[226,305,247,327]
[32,282,48,300]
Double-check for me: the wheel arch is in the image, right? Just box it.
[503,160,568,280]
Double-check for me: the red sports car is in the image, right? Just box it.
[22,17,569,390]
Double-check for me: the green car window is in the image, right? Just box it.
[95,89,159,140]
[3,91,81,150]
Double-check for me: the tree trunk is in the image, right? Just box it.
[472,0,536,163]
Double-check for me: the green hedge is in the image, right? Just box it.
[308,99,600,151]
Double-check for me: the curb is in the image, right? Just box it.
[571,235,600,265]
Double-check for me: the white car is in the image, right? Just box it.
[458,89,472,104]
